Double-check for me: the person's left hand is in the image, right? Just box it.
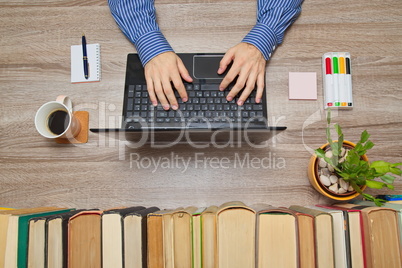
[218,43,267,105]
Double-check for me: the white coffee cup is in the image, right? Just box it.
[35,95,81,139]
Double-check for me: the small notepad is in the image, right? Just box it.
[289,72,317,100]
[71,43,101,83]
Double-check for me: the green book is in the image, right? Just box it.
[5,208,74,268]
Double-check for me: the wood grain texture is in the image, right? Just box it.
[0,0,401,210]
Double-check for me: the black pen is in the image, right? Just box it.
[82,34,89,79]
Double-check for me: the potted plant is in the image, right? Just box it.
[308,110,402,206]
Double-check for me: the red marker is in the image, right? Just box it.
[325,57,332,74]
[325,57,334,107]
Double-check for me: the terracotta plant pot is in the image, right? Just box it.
[308,140,368,201]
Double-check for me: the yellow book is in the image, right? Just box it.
[256,207,299,268]
[217,201,263,268]
[201,206,218,268]
[172,206,198,268]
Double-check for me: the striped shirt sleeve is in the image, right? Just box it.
[108,0,174,66]
[242,0,303,60]
[108,0,303,65]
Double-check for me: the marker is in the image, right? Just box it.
[322,52,353,109]
[345,57,353,106]
[338,56,347,106]
[325,57,334,107]
[332,56,339,106]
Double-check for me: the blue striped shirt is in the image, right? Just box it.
[108,0,303,66]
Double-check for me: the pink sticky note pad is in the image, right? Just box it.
[289,72,317,100]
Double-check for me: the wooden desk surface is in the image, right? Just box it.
[1,0,401,209]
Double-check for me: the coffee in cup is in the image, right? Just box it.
[35,95,81,139]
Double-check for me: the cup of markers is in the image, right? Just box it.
[322,52,353,109]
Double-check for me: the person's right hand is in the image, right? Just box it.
[144,52,193,110]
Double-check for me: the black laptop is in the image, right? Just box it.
[90,53,286,145]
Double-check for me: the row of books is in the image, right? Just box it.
[0,199,401,268]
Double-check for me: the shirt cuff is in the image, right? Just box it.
[242,23,278,60]
[135,31,174,66]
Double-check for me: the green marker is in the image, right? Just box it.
[333,56,340,106]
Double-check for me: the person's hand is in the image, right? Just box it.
[144,52,193,110]
[218,43,267,105]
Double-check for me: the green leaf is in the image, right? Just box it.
[390,167,402,176]
[365,180,387,189]
[362,193,375,201]
[315,148,326,158]
[373,198,386,207]
[338,172,349,179]
[350,181,363,194]
[337,132,344,158]
[331,142,340,157]
[363,141,375,151]
[370,161,392,174]
[361,194,385,207]
[326,127,333,146]
[347,152,360,166]
[379,174,395,184]
[386,184,395,190]
[327,109,331,125]
[315,149,339,168]
[359,130,370,144]
[334,124,342,136]
[354,143,362,150]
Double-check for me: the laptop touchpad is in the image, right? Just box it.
[193,55,229,79]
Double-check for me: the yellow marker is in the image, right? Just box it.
[339,57,346,74]
[338,56,347,105]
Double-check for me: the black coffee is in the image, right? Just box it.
[48,110,69,135]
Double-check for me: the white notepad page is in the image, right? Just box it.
[71,43,101,83]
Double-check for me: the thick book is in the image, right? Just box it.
[68,210,102,268]
[201,205,218,268]
[350,200,402,263]
[293,210,316,268]
[4,207,73,268]
[317,204,366,268]
[102,206,146,268]
[70,43,101,83]
[256,206,299,268]
[0,207,62,268]
[172,206,198,267]
[147,209,174,268]
[27,210,85,268]
[123,206,160,268]
[312,206,349,268]
[45,210,86,268]
[216,201,258,268]
[289,205,335,268]
[334,203,402,268]
[162,209,176,268]
[27,217,47,268]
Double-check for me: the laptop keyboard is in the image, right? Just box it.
[124,83,266,129]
